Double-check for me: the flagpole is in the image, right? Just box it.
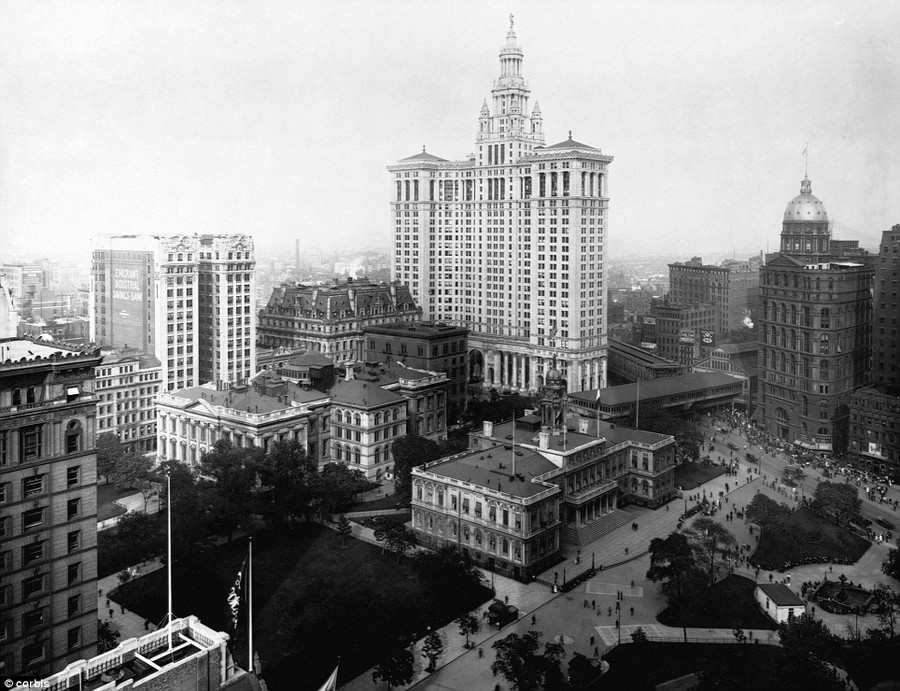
[248,536,253,675]
[635,379,641,430]
[511,411,516,478]
[167,471,173,652]
[596,390,601,438]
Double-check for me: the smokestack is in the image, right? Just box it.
[539,429,550,450]
[483,420,494,438]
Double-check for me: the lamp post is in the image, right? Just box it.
[592,552,595,571]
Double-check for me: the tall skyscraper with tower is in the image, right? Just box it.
[389,18,611,394]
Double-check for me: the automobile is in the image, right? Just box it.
[727,442,740,451]
[876,517,894,530]
[487,600,519,627]
[746,452,758,463]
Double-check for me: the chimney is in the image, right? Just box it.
[539,429,550,450]
[483,420,494,437]
[578,418,589,434]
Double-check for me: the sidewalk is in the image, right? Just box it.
[102,557,165,641]
[98,490,161,531]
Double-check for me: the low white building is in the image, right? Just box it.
[755,582,806,623]
[95,351,162,454]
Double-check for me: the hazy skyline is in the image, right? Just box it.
[2,0,899,265]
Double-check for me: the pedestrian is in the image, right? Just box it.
[479,648,484,658]
[631,580,634,589]
[630,606,634,616]
[109,608,113,619]
[590,634,595,646]
[99,588,103,597]
[592,599,596,610]
[531,614,536,626]
[594,646,600,657]
[120,604,125,614]
[144,619,150,631]
[106,599,110,609]
[584,599,588,608]
[505,595,509,604]
[625,547,629,555]
[608,606,612,616]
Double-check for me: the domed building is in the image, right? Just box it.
[758,175,872,452]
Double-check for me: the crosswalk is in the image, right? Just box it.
[595,623,665,647]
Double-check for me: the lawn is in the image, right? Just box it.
[110,523,492,691]
[750,506,870,571]
[97,483,134,522]
[841,641,900,691]
[97,511,165,578]
[657,574,777,631]
[675,461,725,491]
[591,642,824,691]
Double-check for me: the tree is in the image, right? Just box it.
[625,405,703,461]
[96,432,125,484]
[647,532,703,608]
[746,493,791,530]
[631,627,648,643]
[374,523,417,562]
[337,515,352,545]
[686,517,738,587]
[391,435,441,499]
[97,619,120,652]
[422,630,444,672]
[112,510,163,565]
[811,481,863,527]
[778,612,841,663]
[109,451,152,491]
[199,440,264,541]
[883,535,900,580]
[491,631,566,691]
[256,440,317,526]
[312,462,376,516]
[371,648,414,690]
[456,613,480,649]
[871,583,900,639]
[414,545,485,591]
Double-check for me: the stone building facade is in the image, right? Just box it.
[389,19,611,395]
[94,351,161,455]
[0,338,101,676]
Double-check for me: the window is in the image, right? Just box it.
[23,541,45,564]
[0,483,7,503]
[65,420,82,454]
[67,498,80,520]
[22,608,45,632]
[68,626,81,650]
[23,574,45,598]
[67,594,81,617]
[22,640,46,666]
[67,466,80,487]
[23,475,45,498]
[67,530,80,553]
[22,507,44,530]
[0,431,7,466]
[20,425,43,462]
[68,562,80,585]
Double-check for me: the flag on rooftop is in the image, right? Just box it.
[226,552,248,633]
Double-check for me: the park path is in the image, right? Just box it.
[101,556,165,641]
[97,489,161,531]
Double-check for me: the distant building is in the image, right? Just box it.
[848,224,900,475]
[42,615,254,691]
[156,358,449,480]
[694,342,759,412]
[758,176,872,452]
[607,338,687,385]
[668,256,760,343]
[0,276,19,338]
[256,278,421,363]
[411,368,677,579]
[95,351,162,455]
[390,20,611,395]
[0,338,102,676]
[570,371,747,424]
[649,299,717,366]
[363,321,469,416]
[91,234,257,392]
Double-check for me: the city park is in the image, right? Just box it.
[92,400,900,691]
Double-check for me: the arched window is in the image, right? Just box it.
[779,328,786,347]
[790,355,797,376]
[790,305,797,325]
[642,480,649,495]
[353,447,361,464]
[393,408,400,421]
[353,414,361,427]
[488,534,496,552]
[335,444,343,461]
[65,420,81,454]
[374,412,381,426]
[801,396,808,416]
[502,538,509,554]
[820,308,830,329]
[374,447,382,464]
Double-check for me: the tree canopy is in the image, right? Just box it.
[745,493,792,531]
[647,532,706,608]
[685,517,738,587]
[883,535,900,581]
[96,432,125,484]
[391,434,442,498]
[371,648,414,690]
[812,481,863,527]
[625,405,703,461]
[491,630,567,691]
[778,612,842,663]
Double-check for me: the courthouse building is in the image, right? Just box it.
[390,19,611,394]
[0,338,101,676]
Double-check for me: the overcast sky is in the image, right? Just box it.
[2,0,899,265]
